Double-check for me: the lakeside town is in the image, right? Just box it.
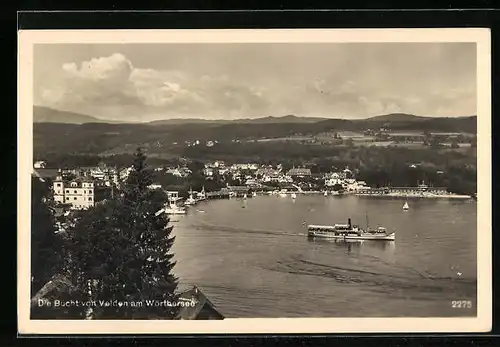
[33,156,475,220]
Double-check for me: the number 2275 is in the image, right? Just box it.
[451,300,472,308]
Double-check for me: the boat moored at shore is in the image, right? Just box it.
[185,188,197,206]
[164,202,186,214]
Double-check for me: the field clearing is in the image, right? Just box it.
[356,141,394,147]
[350,136,375,142]
[387,130,424,136]
[336,131,366,138]
[441,143,472,148]
[389,142,427,149]
[432,132,476,137]
[256,136,314,142]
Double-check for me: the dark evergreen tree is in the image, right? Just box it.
[31,176,82,319]
[31,176,63,295]
[68,148,179,319]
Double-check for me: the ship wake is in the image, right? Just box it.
[262,255,477,300]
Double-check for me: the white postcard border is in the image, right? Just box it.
[18,28,492,334]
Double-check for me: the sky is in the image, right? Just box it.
[33,43,477,122]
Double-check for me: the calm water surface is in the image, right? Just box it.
[171,195,477,317]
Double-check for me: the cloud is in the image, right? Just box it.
[39,53,275,120]
[63,53,133,85]
[37,52,477,121]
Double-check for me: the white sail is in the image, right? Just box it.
[185,195,196,205]
[291,192,297,199]
[185,187,197,205]
[403,201,409,210]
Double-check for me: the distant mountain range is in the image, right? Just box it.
[147,114,327,125]
[33,105,475,127]
[33,106,329,125]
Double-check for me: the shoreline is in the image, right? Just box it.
[240,191,473,200]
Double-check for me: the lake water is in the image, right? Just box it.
[171,195,477,318]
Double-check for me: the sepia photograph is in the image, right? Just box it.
[18,29,491,334]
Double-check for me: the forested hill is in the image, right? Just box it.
[33,116,475,157]
[34,106,106,124]
[147,114,327,125]
[315,115,477,133]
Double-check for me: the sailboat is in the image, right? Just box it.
[197,186,206,201]
[291,192,297,199]
[243,193,248,199]
[324,191,328,197]
[252,191,257,197]
[403,201,409,211]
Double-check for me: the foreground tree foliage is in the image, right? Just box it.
[67,148,179,319]
[31,176,64,295]
[31,177,83,319]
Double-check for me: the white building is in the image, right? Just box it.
[261,173,280,183]
[346,180,369,191]
[232,163,259,171]
[34,161,46,169]
[107,172,119,186]
[245,179,259,186]
[325,174,343,187]
[218,167,229,175]
[90,167,106,180]
[119,166,134,181]
[62,168,78,176]
[278,175,293,183]
[256,168,282,183]
[204,160,226,169]
[325,171,354,187]
[203,167,215,177]
[343,167,354,178]
[166,167,191,178]
[53,176,95,210]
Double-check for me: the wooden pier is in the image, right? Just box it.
[206,190,230,199]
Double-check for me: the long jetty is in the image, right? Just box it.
[206,190,230,199]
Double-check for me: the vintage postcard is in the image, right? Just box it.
[18,28,491,334]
